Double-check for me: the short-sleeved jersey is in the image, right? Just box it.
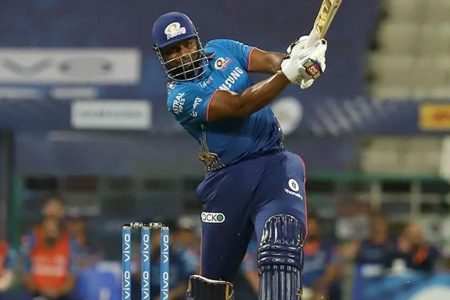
[167,39,284,172]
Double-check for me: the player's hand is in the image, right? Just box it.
[297,39,327,84]
[283,37,327,88]
[287,35,309,57]
[299,78,314,89]
[281,54,302,83]
[287,36,316,89]
[281,35,310,83]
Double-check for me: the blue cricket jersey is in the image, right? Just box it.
[167,39,284,172]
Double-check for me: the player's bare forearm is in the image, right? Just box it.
[248,48,285,74]
[239,70,290,113]
[207,71,290,121]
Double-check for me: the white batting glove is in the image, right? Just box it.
[300,78,314,89]
[280,35,310,83]
[282,37,327,89]
[281,55,303,83]
[287,35,309,56]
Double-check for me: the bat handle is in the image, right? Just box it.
[305,28,320,49]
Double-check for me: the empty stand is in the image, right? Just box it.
[368,0,450,99]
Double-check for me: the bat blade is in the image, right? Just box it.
[306,0,342,48]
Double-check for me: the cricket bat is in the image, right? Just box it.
[305,0,343,48]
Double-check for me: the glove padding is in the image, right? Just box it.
[281,36,327,89]
[287,35,309,57]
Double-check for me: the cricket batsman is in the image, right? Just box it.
[152,11,327,300]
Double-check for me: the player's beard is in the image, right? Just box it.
[166,51,204,80]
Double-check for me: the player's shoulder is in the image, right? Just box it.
[167,81,201,101]
[205,38,237,47]
[167,83,187,107]
[205,39,242,52]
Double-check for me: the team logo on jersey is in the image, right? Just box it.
[284,178,303,199]
[214,57,231,70]
[201,212,226,223]
[164,22,187,40]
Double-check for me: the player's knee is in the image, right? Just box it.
[186,275,234,300]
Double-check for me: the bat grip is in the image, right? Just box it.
[305,28,320,49]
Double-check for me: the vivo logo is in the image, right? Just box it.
[122,233,131,262]
[141,271,150,300]
[0,48,140,84]
[161,234,169,263]
[142,234,150,263]
[122,270,131,300]
[161,271,169,300]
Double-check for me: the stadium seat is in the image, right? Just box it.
[376,22,420,54]
[424,0,450,23]
[427,86,450,100]
[417,23,450,55]
[369,84,411,100]
[368,52,450,100]
[360,138,402,172]
[403,139,442,173]
[384,0,424,21]
[412,58,448,86]
[366,54,413,79]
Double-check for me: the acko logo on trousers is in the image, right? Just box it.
[201,212,226,223]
